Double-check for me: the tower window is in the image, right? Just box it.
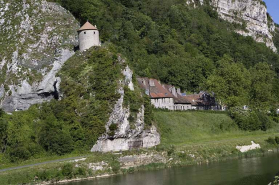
[84,31,86,34]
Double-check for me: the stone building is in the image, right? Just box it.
[164,85,192,110]
[78,21,100,51]
[137,78,175,110]
[183,92,220,110]
[137,77,222,111]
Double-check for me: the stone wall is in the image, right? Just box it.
[78,29,100,51]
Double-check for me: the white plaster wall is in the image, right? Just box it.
[151,98,174,110]
[78,29,100,51]
[174,104,192,111]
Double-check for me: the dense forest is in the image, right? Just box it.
[1,0,279,163]
[50,0,279,107]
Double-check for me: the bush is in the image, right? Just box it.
[110,157,120,174]
[62,163,74,178]
[266,137,277,145]
[275,137,279,145]
[8,146,31,162]
[108,124,118,137]
[75,167,86,176]
[167,145,175,156]
[229,107,274,131]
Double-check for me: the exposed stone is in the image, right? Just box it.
[88,161,109,171]
[0,0,79,112]
[119,153,167,169]
[122,66,134,91]
[208,0,277,52]
[91,65,160,153]
[0,85,4,99]
[236,141,261,153]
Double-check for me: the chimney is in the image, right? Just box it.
[177,88,181,95]
[171,87,177,97]
[142,79,146,86]
[149,79,155,86]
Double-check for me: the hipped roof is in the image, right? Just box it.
[78,21,97,31]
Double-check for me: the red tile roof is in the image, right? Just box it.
[137,78,174,98]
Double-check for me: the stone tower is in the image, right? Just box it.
[78,21,100,51]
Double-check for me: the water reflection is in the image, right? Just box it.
[67,153,279,185]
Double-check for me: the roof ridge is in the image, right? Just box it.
[78,21,97,31]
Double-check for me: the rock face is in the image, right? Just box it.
[208,0,277,52]
[91,65,160,153]
[0,0,79,112]
[236,141,261,153]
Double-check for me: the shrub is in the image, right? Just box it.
[266,137,277,145]
[167,145,175,156]
[62,163,74,178]
[229,107,273,131]
[108,124,118,137]
[127,167,135,174]
[75,167,86,176]
[275,137,279,145]
[8,146,31,162]
[110,157,120,174]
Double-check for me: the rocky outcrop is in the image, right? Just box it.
[119,153,167,169]
[0,0,79,112]
[208,0,276,52]
[91,65,160,153]
[236,141,261,153]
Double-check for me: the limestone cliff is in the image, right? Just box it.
[0,0,79,112]
[188,0,277,52]
[91,65,160,153]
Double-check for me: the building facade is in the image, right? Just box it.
[78,21,100,51]
[137,77,222,111]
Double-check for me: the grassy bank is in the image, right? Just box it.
[155,110,279,165]
[155,110,279,146]
[0,110,279,184]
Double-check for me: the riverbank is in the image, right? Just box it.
[0,111,279,184]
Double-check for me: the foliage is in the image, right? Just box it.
[108,124,118,137]
[266,136,279,145]
[266,137,277,145]
[0,48,124,162]
[205,55,250,107]
[62,163,74,178]
[229,107,274,131]
[2,0,279,164]
[54,0,279,111]
[144,95,154,127]
[110,157,121,174]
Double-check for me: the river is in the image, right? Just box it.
[67,153,279,185]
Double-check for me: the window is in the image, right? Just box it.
[84,31,86,34]
[94,31,95,34]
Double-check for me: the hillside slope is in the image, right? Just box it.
[198,0,277,51]
[56,0,279,99]
[0,0,79,112]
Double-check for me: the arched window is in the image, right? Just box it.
[84,31,86,34]
[94,31,95,34]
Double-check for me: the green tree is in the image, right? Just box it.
[249,62,275,109]
[205,55,251,107]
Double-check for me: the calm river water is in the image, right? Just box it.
[67,153,279,185]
